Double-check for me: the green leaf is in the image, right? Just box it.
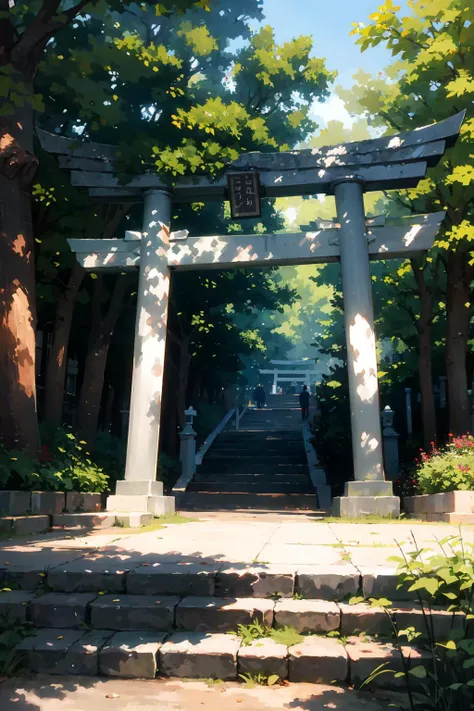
[267,675,279,686]
[408,577,439,596]
[349,596,365,605]
[408,666,427,679]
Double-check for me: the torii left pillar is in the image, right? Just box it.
[107,189,175,516]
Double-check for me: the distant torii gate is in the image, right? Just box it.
[38,111,464,518]
[260,360,320,394]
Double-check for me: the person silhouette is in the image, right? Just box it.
[299,384,310,420]
[253,384,266,409]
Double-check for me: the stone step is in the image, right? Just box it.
[198,464,309,474]
[10,591,462,639]
[15,628,430,687]
[209,445,304,453]
[0,515,50,535]
[51,512,117,529]
[193,472,310,482]
[187,482,314,494]
[180,492,318,511]
[206,453,306,462]
[215,434,304,441]
[51,512,152,530]
[2,561,421,603]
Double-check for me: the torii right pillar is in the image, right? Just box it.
[332,178,400,518]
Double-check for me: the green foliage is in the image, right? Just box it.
[239,672,280,687]
[0,427,109,493]
[234,619,271,646]
[92,431,126,484]
[0,613,33,678]
[416,435,474,494]
[365,535,474,709]
[233,620,304,648]
[157,453,181,489]
[270,625,305,647]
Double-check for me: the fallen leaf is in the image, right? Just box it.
[57,636,63,640]
[106,693,120,699]
[112,599,120,603]
[98,591,105,595]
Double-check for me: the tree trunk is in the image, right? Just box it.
[43,262,84,426]
[77,344,110,448]
[177,335,191,429]
[0,99,39,454]
[418,327,436,450]
[77,275,128,448]
[446,250,471,435]
[412,261,436,450]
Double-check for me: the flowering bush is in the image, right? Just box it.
[393,470,418,498]
[416,434,474,494]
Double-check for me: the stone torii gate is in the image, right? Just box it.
[260,360,320,394]
[38,111,464,518]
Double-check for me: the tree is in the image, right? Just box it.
[0,0,213,454]
[343,0,474,434]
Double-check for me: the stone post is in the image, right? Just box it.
[331,179,399,518]
[180,407,197,480]
[272,369,278,395]
[382,405,400,482]
[405,387,413,435]
[107,189,175,517]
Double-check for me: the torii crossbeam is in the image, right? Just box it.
[38,111,464,518]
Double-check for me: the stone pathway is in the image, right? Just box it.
[0,676,397,710]
[0,516,472,575]
[1,517,472,690]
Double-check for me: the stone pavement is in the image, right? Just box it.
[0,515,472,580]
[0,676,397,711]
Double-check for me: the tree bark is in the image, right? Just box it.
[411,261,436,450]
[43,262,84,426]
[446,250,471,435]
[0,94,40,454]
[177,334,191,429]
[77,275,129,448]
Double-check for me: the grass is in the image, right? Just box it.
[239,672,280,687]
[115,513,196,534]
[233,620,305,648]
[316,515,456,525]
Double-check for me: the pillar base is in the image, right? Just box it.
[332,495,400,519]
[107,480,175,517]
[344,481,394,497]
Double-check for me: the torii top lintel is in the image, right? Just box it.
[37,111,464,202]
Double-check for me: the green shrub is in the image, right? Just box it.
[364,535,474,710]
[416,434,474,494]
[92,431,126,486]
[0,427,109,493]
[158,453,181,490]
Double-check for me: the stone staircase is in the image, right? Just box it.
[4,562,442,685]
[181,408,319,512]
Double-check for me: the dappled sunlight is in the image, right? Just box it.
[348,314,378,403]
